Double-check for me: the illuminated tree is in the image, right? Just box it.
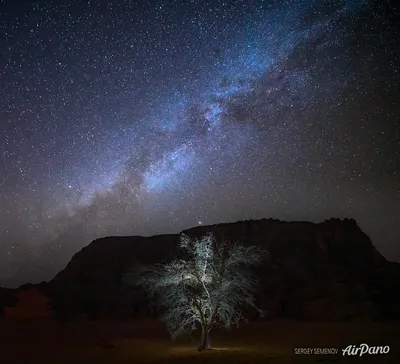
[139,233,265,351]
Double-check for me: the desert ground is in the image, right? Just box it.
[0,318,399,364]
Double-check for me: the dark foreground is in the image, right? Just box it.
[0,318,399,363]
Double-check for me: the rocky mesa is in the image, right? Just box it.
[1,219,400,321]
[40,217,400,321]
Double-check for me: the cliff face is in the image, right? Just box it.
[48,218,399,320]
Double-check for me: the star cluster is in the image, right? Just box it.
[0,0,399,287]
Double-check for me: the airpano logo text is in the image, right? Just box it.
[342,344,390,356]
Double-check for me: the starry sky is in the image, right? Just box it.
[0,0,399,287]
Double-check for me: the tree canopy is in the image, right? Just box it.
[139,233,265,350]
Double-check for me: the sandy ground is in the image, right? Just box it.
[0,318,399,363]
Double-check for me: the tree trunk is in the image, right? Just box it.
[198,325,211,351]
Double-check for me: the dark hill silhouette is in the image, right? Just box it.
[1,218,400,321]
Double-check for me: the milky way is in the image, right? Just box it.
[0,0,399,287]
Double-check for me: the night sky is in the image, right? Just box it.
[0,0,399,287]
